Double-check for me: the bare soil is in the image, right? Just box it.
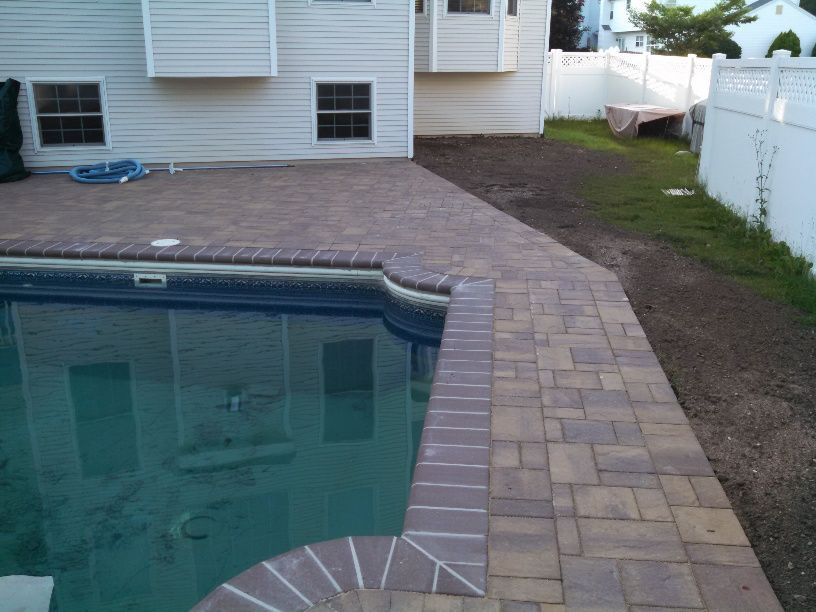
[414,136,816,611]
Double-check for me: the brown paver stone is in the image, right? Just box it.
[594,445,655,474]
[490,468,551,501]
[488,516,560,580]
[548,443,600,485]
[633,488,674,522]
[619,561,703,609]
[578,519,687,561]
[487,577,563,604]
[561,556,626,612]
[692,565,783,611]
[671,507,750,546]
[644,435,714,476]
[685,543,761,567]
[573,485,640,519]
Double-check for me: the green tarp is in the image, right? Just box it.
[0,78,30,183]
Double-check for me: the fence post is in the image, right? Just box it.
[640,51,650,103]
[549,49,562,118]
[685,54,697,109]
[602,48,612,111]
[765,49,790,122]
[698,52,725,185]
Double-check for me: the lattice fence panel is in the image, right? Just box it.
[560,52,607,70]
[716,67,770,97]
[777,68,816,106]
[608,55,644,80]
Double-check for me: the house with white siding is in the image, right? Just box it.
[0,0,551,169]
[592,0,816,57]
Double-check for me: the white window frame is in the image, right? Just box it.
[25,76,113,153]
[309,0,376,7]
[310,77,378,146]
[635,35,645,48]
[444,0,494,17]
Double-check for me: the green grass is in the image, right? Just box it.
[544,119,816,322]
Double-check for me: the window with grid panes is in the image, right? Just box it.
[32,82,106,147]
[315,83,372,141]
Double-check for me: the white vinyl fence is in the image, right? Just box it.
[699,50,816,267]
[544,50,712,118]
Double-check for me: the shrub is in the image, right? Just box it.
[717,37,742,58]
[766,30,802,57]
[698,35,742,58]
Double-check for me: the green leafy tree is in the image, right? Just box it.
[550,0,587,51]
[766,30,802,57]
[801,0,816,17]
[629,0,756,57]
[700,36,742,58]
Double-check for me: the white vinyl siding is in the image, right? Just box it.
[144,0,275,77]
[415,0,547,134]
[1,0,410,167]
[504,15,520,71]
[415,12,431,72]
[436,0,500,71]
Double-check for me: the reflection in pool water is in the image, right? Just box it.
[0,275,442,611]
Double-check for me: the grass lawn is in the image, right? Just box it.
[544,119,816,323]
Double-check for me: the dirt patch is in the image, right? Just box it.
[415,136,816,610]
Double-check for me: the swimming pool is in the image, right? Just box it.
[0,270,444,611]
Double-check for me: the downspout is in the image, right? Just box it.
[408,0,416,158]
[539,0,555,134]
[430,0,438,72]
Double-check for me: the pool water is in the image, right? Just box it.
[0,272,443,611]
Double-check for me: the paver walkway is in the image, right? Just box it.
[1,160,781,610]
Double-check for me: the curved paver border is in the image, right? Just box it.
[0,240,494,610]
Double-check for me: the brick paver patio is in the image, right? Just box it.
[1,160,781,610]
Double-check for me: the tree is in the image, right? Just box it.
[800,0,816,17]
[700,36,742,58]
[766,30,802,57]
[549,0,587,51]
[629,0,756,57]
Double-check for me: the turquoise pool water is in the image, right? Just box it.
[0,271,443,611]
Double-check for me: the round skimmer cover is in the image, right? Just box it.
[150,238,181,247]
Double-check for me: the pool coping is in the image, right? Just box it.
[0,240,495,609]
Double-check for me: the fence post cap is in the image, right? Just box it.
[712,53,727,61]
[687,53,697,58]
[551,48,563,53]
[771,49,792,57]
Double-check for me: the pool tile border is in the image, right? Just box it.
[0,241,494,609]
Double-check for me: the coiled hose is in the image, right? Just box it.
[69,159,148,184]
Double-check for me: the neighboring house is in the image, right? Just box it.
[0,0,550,168]
[594,0,816,57]
[731,0,816,57]
[581,0,603,48]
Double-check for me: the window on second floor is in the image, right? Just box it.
[508,0,518,15]
[416,0,424,12]
[609,10,614,18]
[448,0,491,13]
